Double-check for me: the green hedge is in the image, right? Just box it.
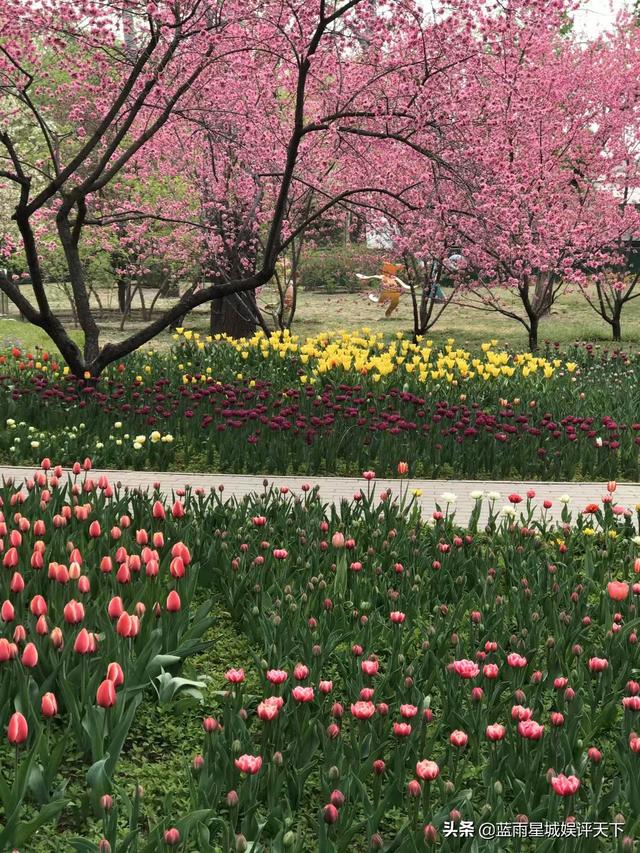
[300,245,391,292]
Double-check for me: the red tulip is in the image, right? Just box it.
[169,556,185,578]
[74,628,92,654]
[107,662,124,686]
[7,711,28,744]
[30,594,47,616]
[164,828,180,846]
[116,612,133,638]
[166,590,181,612]
[96,679,117,708]
[1,600,15,622]
[50,627,63,648]
[608,581,629,602]
[172,542,192,564]
[41,692,58,718]
[9,571,24,593]
[63,600,84,624]
[0,638,17,660]
[152,500,166,519]
[21,642,38,667]
[3,546,18,567]
[171,500,185,519]
[108,596,124,619]
[116,563,131,584]
[89,520,101,538]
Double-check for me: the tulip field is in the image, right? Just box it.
[0,462,639,850]
[1,331,639,481]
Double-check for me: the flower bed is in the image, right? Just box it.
[2,464,640,849]
[1,333,639,480]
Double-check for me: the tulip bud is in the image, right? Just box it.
[407,780,421,798]
[100,794,113,812]
[323,804,339,824]
[424,824,438,844]
[164,828,180,846]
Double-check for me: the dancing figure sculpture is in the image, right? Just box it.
[356,261,411,317]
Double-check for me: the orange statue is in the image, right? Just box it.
[357,261,411,317]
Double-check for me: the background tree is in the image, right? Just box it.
[0,0,476,374]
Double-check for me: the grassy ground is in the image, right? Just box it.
[1,286,638,355]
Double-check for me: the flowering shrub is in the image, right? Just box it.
[1,333,639,479]
[2,465,640,849]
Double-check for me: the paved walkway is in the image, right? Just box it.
[0,466,637,525]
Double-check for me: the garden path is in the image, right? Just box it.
[0,466,638,525]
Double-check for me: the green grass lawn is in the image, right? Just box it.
[1,287,638,356]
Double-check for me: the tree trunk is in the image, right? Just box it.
[528,317,539,352]
[118,280,128,314]
[210,292,258,338]
[612,310,622,342]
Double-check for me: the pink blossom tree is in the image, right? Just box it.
[0,0,475,374]
[575,16,640,341]
[422,0,635,350]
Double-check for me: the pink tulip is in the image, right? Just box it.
[518,720,544,740]
[292,686,314,703]
[486,723,506,741]
[41,692,58,717]
[234,754,262,774]
[416,759,440,780]
[96,679,117,708]
[7,711,28,744]
[266,669,288,684]
[550,774,580,796]
[225,668,245,684]
[166,590,181,612]
[450,730,468,747]
[351,701,375,720]
[453,659,479,679]
[21,642,38,667]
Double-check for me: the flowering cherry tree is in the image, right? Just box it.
[0,0,473,375]
[418,0,638,350]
